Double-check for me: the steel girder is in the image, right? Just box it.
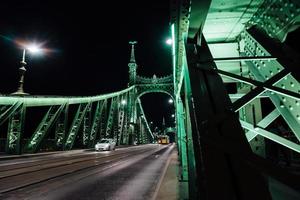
[105,97,117,139]
[246,109,280,141]
[176,97,189,183]
[25,104,65,153]
[242,29,300,141]
[117,95,126,145]
[55,104,68,149]
[88,100,106,147]
[184,35,271,199]
[0,102,23,126]
[64,103,91,150]
[246,0,300,42]
[241,120,300,153]
[0,86,134,106]
[5,103,25,154]
[136,98,154,143]
[135,84,174,100]
[82,104,92,147]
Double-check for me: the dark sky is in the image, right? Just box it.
[0,0,174,129]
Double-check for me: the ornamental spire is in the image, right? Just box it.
[129,41,137,63]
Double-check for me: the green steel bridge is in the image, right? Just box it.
[1,0,300,199]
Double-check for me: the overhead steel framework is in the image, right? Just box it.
[171,0,300,199]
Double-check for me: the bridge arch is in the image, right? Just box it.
[135,85,174,102]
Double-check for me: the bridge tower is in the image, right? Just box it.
[128,41,137,86]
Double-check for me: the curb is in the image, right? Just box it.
[151,145,175,200]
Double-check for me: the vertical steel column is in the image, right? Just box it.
[184,36,271,199]
[6,103,25,154]
[176,97,189,183]
[64,103,91,150]
[89,100,105,147]
[25,104,65,153]
[112,96,120,141]
[55,103,68,150]
[105,97,116,138]
[0,102,23,126]
[117,95,125,145]
[82,103,92,147]
[99,100,108,140]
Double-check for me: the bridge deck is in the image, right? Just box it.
[0,144,175,200]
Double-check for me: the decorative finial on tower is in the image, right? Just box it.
[129,41,137,63]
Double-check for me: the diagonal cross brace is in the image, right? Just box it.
[241,120,300,153]
[245,109,280,141]
[224,69,290,111]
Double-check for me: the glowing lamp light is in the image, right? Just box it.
[26,44,42,54]
[168,98,173,104]
[171,114,175,118]
[166,38,172,45]
[121,100,126,105]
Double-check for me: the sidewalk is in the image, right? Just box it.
[154,146,179,200]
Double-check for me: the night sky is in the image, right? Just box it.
[0,1,174,129]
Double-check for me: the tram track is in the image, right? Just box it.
[0,146,152,179]
[0,144,165,194]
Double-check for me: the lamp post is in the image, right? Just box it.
[12,44,42,96]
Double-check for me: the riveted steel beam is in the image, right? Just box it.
[5,103,26,154]
[64,103,91,150]
[246,109,280,141]
[241,120,300,153]
[25,104,65,153]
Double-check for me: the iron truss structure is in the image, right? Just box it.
[1,0,300,199]
[171,0,300,199]
[0,42,165,154]
[0,85,155,154]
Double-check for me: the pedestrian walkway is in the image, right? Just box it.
[154,146,179,200]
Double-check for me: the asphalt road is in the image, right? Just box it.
[0,144,174,200]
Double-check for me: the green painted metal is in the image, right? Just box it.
[112,96,120,142]
[176,97,189,182]
[117,95,125,145]
[241,120,300,153]
[122,92,130,145]
[82,103,92,146]
[182,60,197,198]
[5,103,25,154]
[25,104,65,153]
[64,103,91,150]
[55,104,68,149]
[242,30,300,141]
[99,100,108,140]
[105,97,117,138]
[88,100,106,147]
[0,86,134,107]
[247,0,300,42]
[136,98,154,143]
[0,102,23,126]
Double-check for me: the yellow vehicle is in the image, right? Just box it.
[158,135,169,145]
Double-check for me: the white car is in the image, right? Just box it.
[95,139,116,151]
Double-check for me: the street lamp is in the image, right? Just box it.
[166,38,172,45]
[121,99,127,105]
[12,43,43,95]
